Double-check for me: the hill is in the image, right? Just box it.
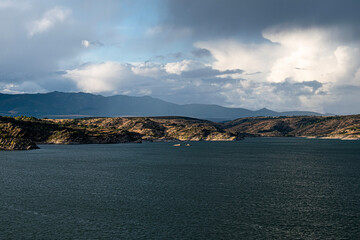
[0,116,235,150]
[224,115,360,139]
[1,115,359,150]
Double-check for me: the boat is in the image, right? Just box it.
[173,143,181,147]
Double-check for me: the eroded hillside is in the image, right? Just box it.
[1,115,359,150]
[48,116,237,141]
[224,115,360,139]
[0,116,236,150]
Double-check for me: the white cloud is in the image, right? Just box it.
[194,26,360,112]
[81,40,91,48]
[131,62,164,78]
[262,27,360,85]
[64,62,134,93]
[198,27,360,84]
[64,61,174,94]
[0,81,45,94]
[164,60,206,75]
[195,40,280,77]
[62,60,230,102]
[28,6,71,37]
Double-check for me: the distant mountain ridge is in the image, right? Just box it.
[0,91,324,120]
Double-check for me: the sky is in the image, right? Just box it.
[1,0,360,114]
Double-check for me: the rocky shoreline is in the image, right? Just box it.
[1,115,359,150]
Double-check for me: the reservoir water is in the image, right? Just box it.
[1,138,359,239]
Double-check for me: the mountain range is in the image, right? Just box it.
[0,91,324,121]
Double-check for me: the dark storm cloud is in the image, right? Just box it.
[164,0,360,40]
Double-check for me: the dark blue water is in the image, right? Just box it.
[1,138,359,239]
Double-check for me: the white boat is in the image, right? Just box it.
[173,143,181,147]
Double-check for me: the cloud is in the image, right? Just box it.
[64,62,135,93]
[81,40,91,48]
[195,39,280,74]
[64,61,164,95]
[145,25,163,37]
[181,67,243,78]
[145,25,192,39]
[62,37,360,112]
[0,81,45,94]
[272,79,324,96]
[81,40,104,48]
[192,26,360,112]
[0,1,97,93]
[164,60,205,75]
[212,79,330,112]
[169,52,183,59]
[262,27,360,84]
[28,6,71,37]
[0,0,29,10]
[143,24,193,50]
[131,62,165,78]
[165,0,360,40]
[62,60,245,105]
[192,48,212,58]
[197,26,360,85]
[1,0,360,115]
